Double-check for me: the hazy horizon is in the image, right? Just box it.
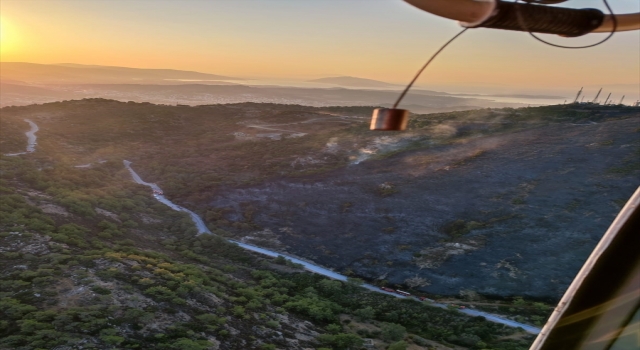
[1,0,639,94]
[1,61,637,104]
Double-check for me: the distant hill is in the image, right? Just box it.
[0,82,528,111]
[0,83,75,98]
[0,62,242,84]
[308,76,398,88]
[452,93,565,100]
[0,78,28,85]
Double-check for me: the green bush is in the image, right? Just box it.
[144,286,177,301]
[381,322,406,342]
[91,286,112,295]
[317,333,363,350]
[388,341,408,350]
[265,320,279,329]
[354,306,375,322]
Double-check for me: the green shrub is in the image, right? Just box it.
[91,286,112,295]
[265,320,279,329]
[381,322,406,342]
[388,341,408,350]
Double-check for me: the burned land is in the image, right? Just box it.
[2,99,638,302]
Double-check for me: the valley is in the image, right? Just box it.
[2,99,637,300]
[1,99,638,349]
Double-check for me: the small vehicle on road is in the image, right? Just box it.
[395,290,411,297]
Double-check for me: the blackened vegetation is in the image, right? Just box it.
[1,100,638,348]
[205,104,639,300]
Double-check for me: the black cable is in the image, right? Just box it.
[515,0,617,49]
[393,1,616,108]
[393,28,468,109]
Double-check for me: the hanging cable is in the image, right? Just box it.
[392,0,617,109]
[393,27,468,108]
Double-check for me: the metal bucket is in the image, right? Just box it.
[370,108,410,131]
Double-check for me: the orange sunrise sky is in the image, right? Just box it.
[1,0,638,93]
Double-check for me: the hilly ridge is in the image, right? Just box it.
[307,76,398,88]
[0,62,241,84]
[2,100,638,303]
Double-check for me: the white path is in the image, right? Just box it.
[123,160,540,334]
[245,116,355,135]
[4,119,39,156]
[124,160,211,234]
[246,125,305,134]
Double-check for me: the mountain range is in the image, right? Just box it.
[307,76,399,88]
[0,62,241,84]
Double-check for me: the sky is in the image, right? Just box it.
[0,0,639,92]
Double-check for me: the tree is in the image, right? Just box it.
[144,286,176,301]
[233,306,245,317]
[55,223,90,247]
[326,323,342,334]
[273,255,288,265]
[354,306,375,322]
[533,302,550,312]
[388,341,408,350]
[381,322,406,342]
[100,328,124,346]
[18,319,51,334]
[169,338,211,350]
[265,320,279,329]
[284,296,342,322]
[317,279,342,296]
[513,296,526,306]
[318,333,363,350]
[333,333,364,350]
[0,298,37,319]
[196,313,220,326]
[100,335,125,346]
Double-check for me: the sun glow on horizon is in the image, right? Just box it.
[0,17,19,56]
[0,18,6,44]
[0,0,638,91]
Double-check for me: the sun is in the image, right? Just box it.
[0,18,8,48]
[0,17,17,55]
[0,19,5,42]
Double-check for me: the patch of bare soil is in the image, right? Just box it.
[39,203,70,216]
[55,278,91,309]
[96,207,121,221]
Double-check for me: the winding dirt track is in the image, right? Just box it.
[4,119,39,156]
